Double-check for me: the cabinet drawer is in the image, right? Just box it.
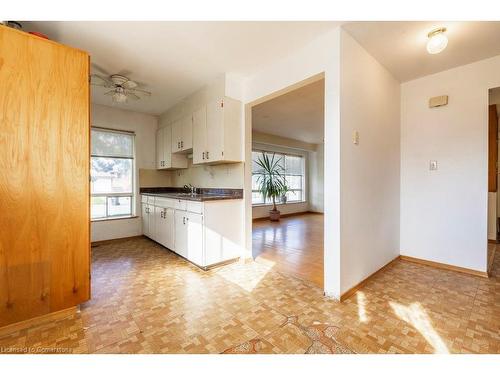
[175,199,187,211]
[186,201,203,214]
[141,195,151,204]
[155,197,176,209]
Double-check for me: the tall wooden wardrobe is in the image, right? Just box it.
[0,25,90,328]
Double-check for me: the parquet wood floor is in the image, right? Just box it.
[253,214,324,287]
[0,237,498,354]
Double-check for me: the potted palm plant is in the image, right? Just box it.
[255,152,286,221]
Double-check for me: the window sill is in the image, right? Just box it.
[252,201,307,208]
[91,215,139,223]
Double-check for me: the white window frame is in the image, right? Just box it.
[251,148,307,207]
[91,127,136,221]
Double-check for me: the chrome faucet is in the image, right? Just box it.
[183,184,197,195]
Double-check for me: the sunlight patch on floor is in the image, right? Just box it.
[214,259,276,293]
[356,291,369,323]
[389,301,449,354]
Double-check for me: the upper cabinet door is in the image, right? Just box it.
[192,106,207,165]
[156,127,164,169]
[206,99,224,162]
[171,119,182,153]
[181,115,193,151]
[163,125,172,167]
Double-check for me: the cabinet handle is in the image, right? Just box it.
[183,216,185,225]
[206,151,209,159]
[202,152,205,160]
[181,140,183,148]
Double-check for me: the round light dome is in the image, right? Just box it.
[426,28,448,54]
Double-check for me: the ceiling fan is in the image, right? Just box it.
[91,74,152,103]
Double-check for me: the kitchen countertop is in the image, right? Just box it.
[141,192,242,202]
[140,187,243,202]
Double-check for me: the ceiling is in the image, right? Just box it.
[343,21,500,82]
[24,21,339,115]
[252,79,324,144]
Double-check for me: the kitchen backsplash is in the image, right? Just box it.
[169,160,244,188]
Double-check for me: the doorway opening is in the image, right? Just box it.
[250,78,325,287]
[488,87,500,273]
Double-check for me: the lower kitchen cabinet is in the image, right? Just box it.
[155,206,174,250]
[141,195,242,268]
[185,211,204,267]
[174,209,188,259]
[141,202,153,238]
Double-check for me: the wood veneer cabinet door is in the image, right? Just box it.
[489,104,498,192]
[0,25,90,327]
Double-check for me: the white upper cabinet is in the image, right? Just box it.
[156,124,187,170]
[172,115,193,153]
[182,115,193,151]
[156,127,164,169]
[193,97,242,165]
[171,119,182,153]
[192,106,207,164]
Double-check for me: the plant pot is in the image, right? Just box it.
[269,209,281,221]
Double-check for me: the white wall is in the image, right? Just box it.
[169,161,244,188]
[401,55,500,272]
[309,142,324,213]
[339,30,401,293]
[91,104,159,242]
[243,27,342,298]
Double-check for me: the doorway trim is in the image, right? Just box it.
[243,72,339,298]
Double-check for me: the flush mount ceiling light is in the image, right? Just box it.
[426,27,448,54]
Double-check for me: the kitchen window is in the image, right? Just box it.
[91,128,135,220]
[252,150,305,206]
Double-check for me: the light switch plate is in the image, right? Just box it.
[352,131,359,145]
[430,160,438,171]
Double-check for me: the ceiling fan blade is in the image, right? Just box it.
[91,74,114,88]
[104,90,115,96]
[91,63,111,77]
[122,80,138,89]
[130,88,152,96]
[127,92,140,100]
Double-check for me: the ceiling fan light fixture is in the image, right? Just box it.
[426,27,448,54]
[91,73,151,104]
[112,91,128,103]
